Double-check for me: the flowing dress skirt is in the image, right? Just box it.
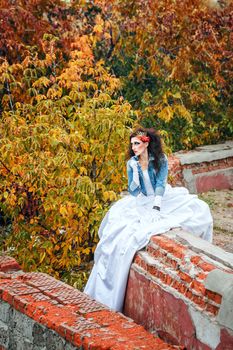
[84,185,213,311]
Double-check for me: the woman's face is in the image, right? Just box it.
[131,137,148,157]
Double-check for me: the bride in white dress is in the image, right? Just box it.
[84,128,213,312]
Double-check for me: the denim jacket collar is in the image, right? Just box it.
[127,153,168,197]
[133,155,155,162]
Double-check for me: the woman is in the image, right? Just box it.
[84,128,213,311]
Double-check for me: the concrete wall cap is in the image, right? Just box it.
[195,141,233,152]
[175,141,233,165]
[189,306,221,348]
[204,269,233,331]
[204,269,233,295]
[137,250,164,268]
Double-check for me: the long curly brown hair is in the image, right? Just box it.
[128,127,164,171]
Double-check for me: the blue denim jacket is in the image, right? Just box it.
[127,154,168,197]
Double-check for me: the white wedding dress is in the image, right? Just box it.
[84,171,213,311]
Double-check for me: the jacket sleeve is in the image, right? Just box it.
[154,155,168,197]
[127,159,141,196]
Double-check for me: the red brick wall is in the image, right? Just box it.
[168,154,233,193]
[168,155,184,186]
[0,255,182,350]
[1,229,233,350]
[124,229,233,350]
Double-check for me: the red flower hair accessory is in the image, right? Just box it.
[136,131,150,143]
[140,135,150,142]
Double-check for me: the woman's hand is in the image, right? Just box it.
[153,195,162,209]
[150,206,161,223]
[127,158,140,195]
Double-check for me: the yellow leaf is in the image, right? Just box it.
[82,247,91,255]
[60,206,68,216]
[173,92,181,99]
[158,106,174,122]
[39,252,46,264]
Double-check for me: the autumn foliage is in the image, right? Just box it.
[0,0,232,287]
[95,0,233,149]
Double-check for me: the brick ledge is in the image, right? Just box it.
[0,255,182,350]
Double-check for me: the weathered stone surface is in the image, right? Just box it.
[0,320,9,348]
[64,344,79,350]
[32,323,46,347]
[176,141,233,165]
[23,338,33,350]
[8,328,24,350]
[0,301,11,323]
[188,306,220,348]
[12,309,35,340]
[204,269,233,330]
[45,330,66,350]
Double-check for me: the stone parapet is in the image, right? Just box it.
[0,255,182,350]
[124,228,233,350]
[168,141,233,193]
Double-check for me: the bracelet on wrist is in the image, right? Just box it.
[153,206,160,211]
